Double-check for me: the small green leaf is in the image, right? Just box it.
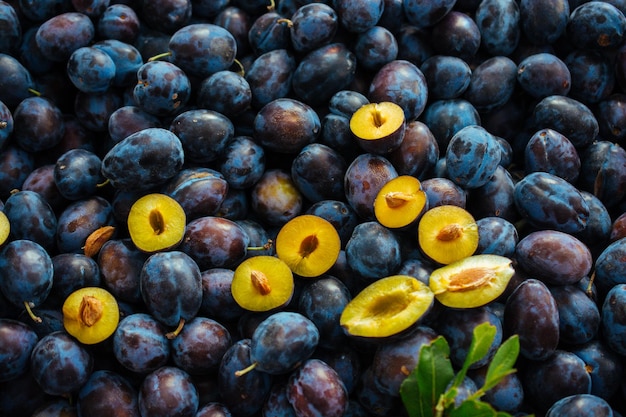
[448,399,499,417]
[482,334,520,392]
[452,322,497,388]
[400,336,455,417]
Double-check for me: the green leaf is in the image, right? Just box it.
[400,336,455,417]
[448,399,499,417]
[452,322,497,388]
[482,334,520,392]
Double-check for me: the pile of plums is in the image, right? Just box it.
[2,1,626,417]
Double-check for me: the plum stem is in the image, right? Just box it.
[166,318,185,339]
[24,301,42,323]
[148,51,173,62]
[235,362,258,377]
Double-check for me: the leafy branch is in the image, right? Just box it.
[400,322,522,417]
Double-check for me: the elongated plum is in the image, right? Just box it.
[504,278,560,360]
[140,251,202,334]
[286,359,348,417]
[514,171,589,233]
[515,230,592,286]
[101,127,184,192]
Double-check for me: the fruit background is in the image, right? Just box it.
[1,0,626,416]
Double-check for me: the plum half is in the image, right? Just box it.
[349,101,406,154]
[339,275,434,339]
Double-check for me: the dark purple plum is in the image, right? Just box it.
[140,251,202,331]
[140,0,191,34]
[54,148,103,201]
[0,239,53,318]
[387,120,439,180]
[571,339,624,401]
[76,370,140,417]
[262,383,297,417]
[97,4,140,43]
[345,221,401,280]
[504,278,560,361]
[113,313,171,374]
[514,171,589,234]
[92,39,144,88]
[578,140,626,209]
[567,1,626,50]
[435,307,503,370]
[170,316,232,375]
[466,165,518,221]
[445,125,502,189]
[291,143,347,203]
[0,53,35,110]
[0,318,39,382]
[333,0,383,33]
[515,230,592,286]
[29,331,93,396]
[249,168,304,225]
[519,0,569,45]
[247,11,291,55]
[219,136,265,190]
[170,109,234,164]
[420,55,471,100]
[286,358,348,417]
[531,94,599,149]
[35,12,95,62]
[218,338,272,417]
[520,350,592,413]
[464,56,517,113]
[545,394,613,417]
[420,98,481,151]
[517,52,571,99]
[524,128,580,184]
[430,11,481,60]
[601,283,626,356]
[199,268,246,323]
[369,326,439,397]
[168,23,237,79]
[328,90,369,118]
[162,167,229,221]
[421,177,467,208]
[73,89,123,133]
[196,70,252,118]
[98,238,147,304]
[48,253,100,308]
[56,195,114,254]
[319,113,360,162]
[565,49,615,105]
[551,283,600,345]
[180,216,250,270]
[133,60,191,117]
[353,25,398,72]
[107,105,162,144]
[292,42,358,108]
[245,48,297,109]
[248,311,319,375]
[475,216,518,257]
[306,199,359,248]
[289,2,338,54]
[101,127,184,192]
[12,96,65,153]
[66,46,116,93]
[474,0,520,56]
[298,276,351,348]
[213,6,250,58]
[395,24,433,67]
[343,153,398,220]
[2,189,57,251]
[138,366,199,417]
[253,97,320,154]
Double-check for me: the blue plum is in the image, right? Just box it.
[133,60,191,117]
[0,318,39,382]
[113,313,170,374]
[101,127,184,192]
[140,251,202,330]
[30,331,93,396]
[138,366,199,417]
[345,221,401,280]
